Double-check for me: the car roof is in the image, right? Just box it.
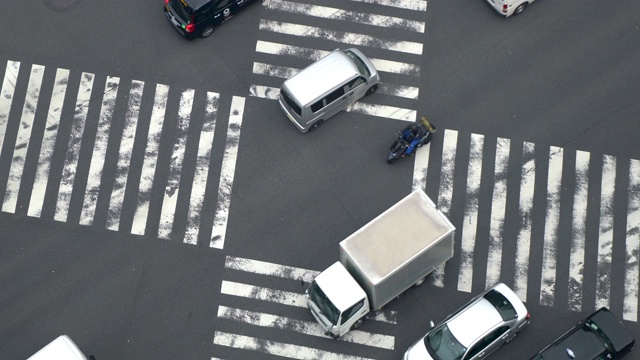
[447,297,503,347]
[589,308,635,352]
[182,0,210,11]
[538,325,605,359]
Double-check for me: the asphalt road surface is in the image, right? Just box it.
[1,0,639,359]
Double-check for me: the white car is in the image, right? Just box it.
[404,283,530,360]
[485,0,536,17]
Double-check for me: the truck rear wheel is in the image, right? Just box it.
[413,276,427,287]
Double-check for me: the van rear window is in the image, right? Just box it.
[280,89,301,116]
[167,0,193,22]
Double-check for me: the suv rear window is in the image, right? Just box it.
[483,290,516,321]
[167,0,193,22]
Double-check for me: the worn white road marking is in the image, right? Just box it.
[131,84,169,236]
[514,142,535,300]
[346,102,415,122]
[568,150,590,312]
[79,77,120,226]
[259,20,423,55]
[27,68,69,218]
[0,61,20,155]
[624,159,640,321]
[220,280,307,307]
[158,88,194,239]
[3,64,44,213]
[458,134,484,293]
[596,155,616,309]
[213,331,375,360]
[217,306,395,349]
[412,142,430,192]
[265,0,425,33]
[486,138,510,288]
[54,72,94,222]
[106,80,144,231]
[225,256,319,282]
[540,146,564,306]
[184,92,219,245]
[210,96,245,248]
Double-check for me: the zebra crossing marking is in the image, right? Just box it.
[3,64,45,214]
[514,142,535,301]
[568,150,590,312]
[0,61,20,153]
[486,138,510,288]
[624,159,640,321]
[596,155,616,309]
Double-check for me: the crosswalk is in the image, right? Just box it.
[213,256,397,359]
[412,129,640,322]
[0,60,242,248]
[250,0,427,122]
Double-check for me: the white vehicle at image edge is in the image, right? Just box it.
[404,283,530,360]
[486,0,536,17]
[28,335,94,360]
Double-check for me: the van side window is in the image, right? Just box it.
[347,77,366,91]
[311,100,324,113]
[325,87,345,104]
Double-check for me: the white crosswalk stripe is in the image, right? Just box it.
[411,130,640,322]
[0,60,243,248]
[251,0,425,122]
[214,256,397,358]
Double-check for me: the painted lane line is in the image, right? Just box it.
[79,77,120,226]
[259,20,423,55]
[412,142,430,192]
[350,0,427,11]
[514,142,535,300]
[225,256,319,283]
[3,64,45,213]
[131,84,169,236]
[378,83,419,99]
[210,96,245,249]
[213,331,375,360]
[265,0,425,33]
[106,80,144,231]
[255,41,420,75]
[184,92,220,245]
[624,159,640,321]
[595,155,616,309]
[217,306,395,350]
[433,129,458,287]
[158,88,195,239]
[54,72,95,222]
[27,68,69,218]
[220,280,307,308]
[458,134,484,293]
[486,138,510,288]
[0,61,20,155]
[540,146,564,306]
[346,102,415,122]
[568,150,590,312]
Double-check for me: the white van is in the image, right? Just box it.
[278,48,380,132]
[486,0,536,17]
[28,335,93,360]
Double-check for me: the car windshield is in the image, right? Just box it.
[586,319,615,352]
[483,290,516,321]
[307,281,340,325]
[167,0,192,22]
[424,324,467,360]
[345,50,371,77]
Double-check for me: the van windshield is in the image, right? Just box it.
[280,88,301,116]
[345,50,371,77]
[308,281,340,325]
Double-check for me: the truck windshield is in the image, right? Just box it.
[424,324,466,360]
[308,281,340,325]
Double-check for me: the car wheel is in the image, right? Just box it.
[365,84,378,96]
[201,26,215,38]
[308,120,323,132]
[514,3,527,15]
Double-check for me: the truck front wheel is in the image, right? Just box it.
[352,319,364,330]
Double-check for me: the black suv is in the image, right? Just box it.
[164,0,257,39]
[529,307,635,360]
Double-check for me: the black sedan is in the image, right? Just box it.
[530,307,635,360]
[164,0,257,39]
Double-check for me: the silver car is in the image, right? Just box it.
[404,283,530,360]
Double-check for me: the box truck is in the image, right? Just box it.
[306,189,456,338]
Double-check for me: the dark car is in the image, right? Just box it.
[164,0,257,39]
[530,307,635,360]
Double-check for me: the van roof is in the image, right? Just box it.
[282,49,360,106]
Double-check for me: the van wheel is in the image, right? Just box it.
[514,3,527,15]
[351,319,364,330]
[366,84,378,96]
[201,26,215,38]
[308,120,323,132]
